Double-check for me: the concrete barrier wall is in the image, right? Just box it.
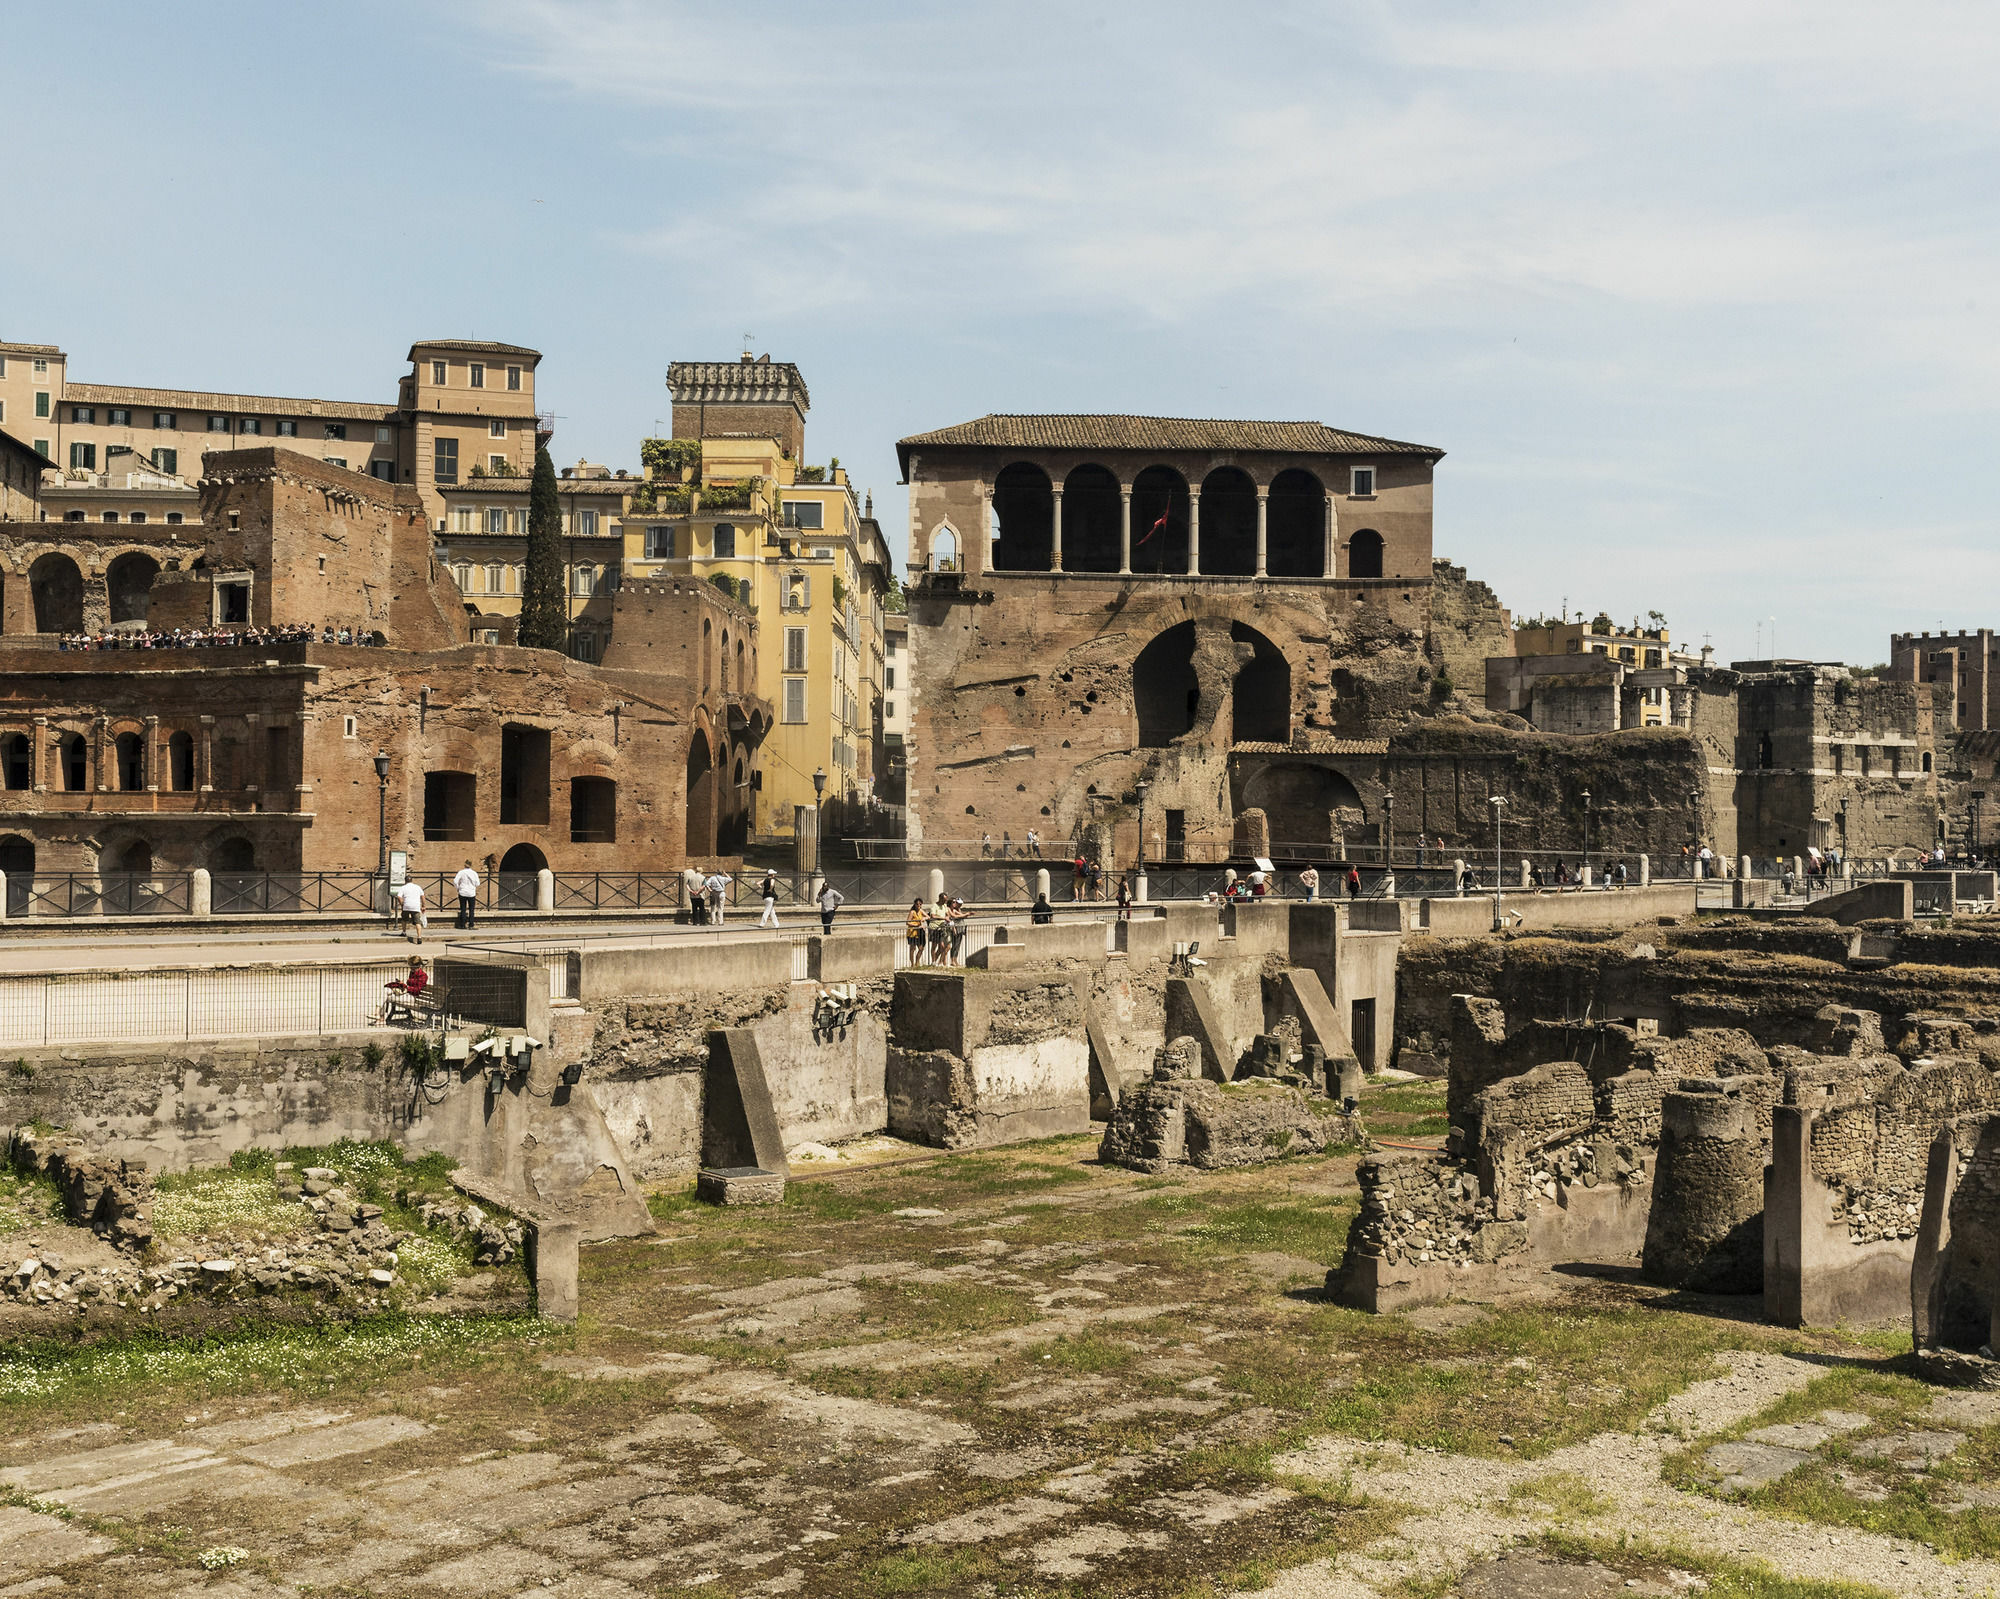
[993,919,1112,962]
[1115,917,1171,962]
[811,933,898,982]
[1809,880,1914,925]
[1764,1104,1914,1327]
[1223,901,1290,955]
[577,940,794,1000]
[1420,882,1695,935]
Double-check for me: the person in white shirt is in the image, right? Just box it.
[704,870,730,925]
[758,872,781,929]
[818,882,844,933]
[395,878,426,941]
[684,865,708,925]
[453,860,480,929]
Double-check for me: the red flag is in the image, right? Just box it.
[1136,506,1169,546]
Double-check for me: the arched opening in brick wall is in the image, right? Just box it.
[571,776,617,844]
[60,733,87,792]
[114,732,144,791]
[1060,465,1121,573]
[500,842,546,874]
[213,837,257,872]
[107,552,160,625]
[1267,469,1326,578]
[1348,528,1383,579]
[1134,622,1200,748]
[167,731,195,791]
[30,553,83,634]
[929,527,959,572]
[685,731,716,858]
[1198,468,1257,577]
[0,834,34,915]
[992,462,1053,572]
[1130,466,1189,574]
[3,734,30,790]
[1230,622,1291,744]
[718,742,750,854]
[112,839,153,874]
[1238,764,1362,848]
[720,628,731,693]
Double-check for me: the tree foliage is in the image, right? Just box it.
[517,444,567,651]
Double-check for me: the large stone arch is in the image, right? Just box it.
[1130,465,1189,574]
[684,720,718,859]
[29,552,84,633]
[1230,621,1290,744]
[1266,468,1325,578]
[1060,464,1122,573]
[106,550,160,624]
[1198,467,1257,577]
[992,461,1053,572]
[1237,763,1364,848]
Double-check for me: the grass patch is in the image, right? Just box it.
[1169,1197,1358,1260]
[1022,1330,1137,1374]
[0,1311,554,1413]
[1664,1364,2000,1559]
[1508,1469,1613,1520]
[852,1545,1003,1593]
[0,1167,62,1236]
[152,1170,303,1241]
[1542,1530,1901,1598]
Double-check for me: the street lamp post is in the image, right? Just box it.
[1581,788,1593,886]
[1688,788,1701,875]
[1135,779,1150,873]
[373,750,391,875]
[1490,795,1507,931]
[1382,791,1395,868]
[1839,796,1850,873]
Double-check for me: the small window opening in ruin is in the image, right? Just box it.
[219,580,250,625]
[1165,810,1187,860]
[114,732,144,791]
[965,806,976,815]
[1017,783,1027,792]
[424,771,477,840]
[3,734,30,790]
[60,733,87,792]
[167,731,194,791]
[107,551,158,625]
[1924,751,1934,773]
[500,725,551,826]
[570,776,616,843]
[1230,622,1291,745]
[1015,686,1026,697]
[1759,733,1774,769]
[343,716,357,739]
[1085,691,1098,703]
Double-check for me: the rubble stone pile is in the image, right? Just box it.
[9,1126,154,1252]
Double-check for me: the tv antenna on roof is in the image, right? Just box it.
[742,331,755,359]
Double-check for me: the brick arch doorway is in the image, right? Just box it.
[1237,763,1363,852]
[685,731,717,859]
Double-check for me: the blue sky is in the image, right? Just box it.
[9,1,1999,664]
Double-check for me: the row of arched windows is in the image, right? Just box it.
[10,551,161,633]
[971,463,1384,579]
[2,730,198,792]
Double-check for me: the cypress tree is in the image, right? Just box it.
[517,443,567,650]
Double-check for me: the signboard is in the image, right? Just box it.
[1254,857,1276,875]
[388,850,409,889]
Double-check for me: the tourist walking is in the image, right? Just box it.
[928,895,951,965]
[818,881,844,934]
[1117,874,1133,920]
[758,871,781,929]
[453,859,480,929]
[1089,858,1103,900]
[1299,864,1320,902]
[1072,853,1088,901]
[1026,827,1042,858]
[1345,864,1362,899]
[395,877,427,941]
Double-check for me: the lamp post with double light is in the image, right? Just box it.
[374,750,391,875]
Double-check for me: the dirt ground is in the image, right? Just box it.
[1,1081,1995,1598]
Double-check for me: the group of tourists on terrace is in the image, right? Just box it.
[55,622,385,651]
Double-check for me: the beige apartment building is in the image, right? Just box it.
[0,335,541,533]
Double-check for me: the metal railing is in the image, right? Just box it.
[0,961,412,1048]
[212,871,376,915]
[10,873,194,917]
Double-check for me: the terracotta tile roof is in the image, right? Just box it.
[406,340,540,359]
[898,414,1441,466]
[62,382,394,422]
[1231,738,1391,756]
[0,340,63,357]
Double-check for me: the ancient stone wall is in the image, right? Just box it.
[1641,1074,1779,1291]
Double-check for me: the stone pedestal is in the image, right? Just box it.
[695,1167,786,1205]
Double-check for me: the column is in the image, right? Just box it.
[1254,487,1269,579]
[145,714,159,809]
[32,716,46,794]
[93,716,109,793]
[1188,489,1202,574]
[1119,486,1132,576]
[198,714,214,794]
[1324,494,1337,577]
[979,487,993,574]
[1050,485,1064,573]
